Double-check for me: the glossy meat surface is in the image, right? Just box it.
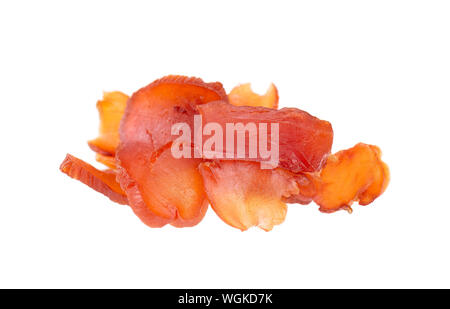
[198,101,333,172]
[199,161,299,231]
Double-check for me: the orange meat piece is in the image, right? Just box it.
[117,144,208,227]
[228,83,279,109]
[117,75,227,227]
[60,154,128,205]
[95,153,116,169]
[314,143,390,212]
[199,161,301,231]
[88,91,129,156]
[197,101,333,172]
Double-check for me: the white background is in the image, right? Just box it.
[1,1,449,288]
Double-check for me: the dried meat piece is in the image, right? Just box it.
[228,83,278,109]
[313,143,390,212]
[117,144,208,227]
[60,154,128,205]
[88,91,129,156]
[197,101,333,172]
[117,76,227,227]
[60,75,390,231]
[199,161,300,231]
